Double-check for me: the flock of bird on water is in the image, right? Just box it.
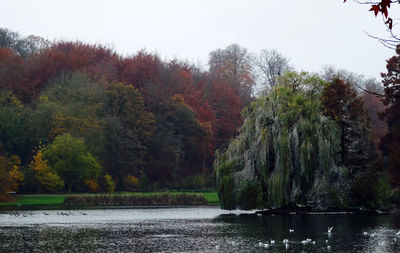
[8,211,87,217]
[256,226,334,250]
[256,226,400,250]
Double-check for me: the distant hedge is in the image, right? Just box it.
[64,193,207,206]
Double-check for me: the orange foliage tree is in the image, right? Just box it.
[0,155,24,200]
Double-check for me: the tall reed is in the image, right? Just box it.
[64,193,207,206]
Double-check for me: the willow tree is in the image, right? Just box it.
[215,72,347,210]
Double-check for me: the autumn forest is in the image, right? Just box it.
[0,27,399,211]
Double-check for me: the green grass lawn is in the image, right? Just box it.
[0,195,65,206]
[0,192,219,206]
[202,192,219,205]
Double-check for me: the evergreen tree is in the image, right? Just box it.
[320,78,373,173]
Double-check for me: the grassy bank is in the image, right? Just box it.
[0,195,65,206]
[0,192,219,207]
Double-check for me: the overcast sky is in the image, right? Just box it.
[1,0,399,80]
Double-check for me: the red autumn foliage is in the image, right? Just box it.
[344,0,398,29]
[380,45,400,186]
[205,78,243,149]
[116,51,160,89]
[0,48,27,99]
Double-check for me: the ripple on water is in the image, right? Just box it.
[1,209,400,252]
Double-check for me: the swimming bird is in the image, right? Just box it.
[289,229,294,233]
[270,240,275,244]
[327,245,331,250]
[263,243,269,248]
[325,240,328,243]
[328,227,333,234]
[396,230,400,236]
[282,239,289,244]
[363,232,368,236]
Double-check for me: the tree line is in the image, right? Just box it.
[0,27,396,203]
[0,28,268,198]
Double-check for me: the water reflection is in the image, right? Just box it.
[0,208,400,252]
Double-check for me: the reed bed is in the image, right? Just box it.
[64,193,208,206]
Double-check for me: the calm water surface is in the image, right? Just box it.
[1,207,400,252]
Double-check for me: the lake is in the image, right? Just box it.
[1,207,400,252]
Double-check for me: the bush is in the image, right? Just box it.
[0,155,24,200]
[29,147,64,193]
[328,188,348,209]
[124,175,139,191]
[85,179,99,192]
[139,171,149,192]
[218,175,236,210]
[350,172,391,209]
[43,133,101,192]
[181,174,206,190]
[103,173,116,193]
[237,181,263,210]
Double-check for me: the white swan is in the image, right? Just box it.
[289,229,294,233]
[328,226,333,234]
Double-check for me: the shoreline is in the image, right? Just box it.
[0,204,220,212]
[254,207,395,215]
[0,192,220,211]
[1,204,396,214]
